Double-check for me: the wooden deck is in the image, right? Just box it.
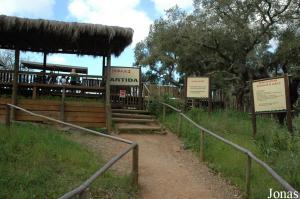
[0,99,106,128]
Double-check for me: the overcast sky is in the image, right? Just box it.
[0,0,193,75]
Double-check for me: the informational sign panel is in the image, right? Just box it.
[110,67,140,86]
[119,90,126,98]
[252,78,286,112]
[186,77,209,98]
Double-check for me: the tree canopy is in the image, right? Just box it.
[135,0,300,109]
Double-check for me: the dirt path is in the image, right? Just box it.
[69,130,242,199]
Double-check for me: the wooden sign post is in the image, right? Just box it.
[186,76,212,115]
[284,74,293,133]
[251,75,293,137]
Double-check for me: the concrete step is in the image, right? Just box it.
[116,123,161,131]
[112,113,154,119]
[112,117,155,123]
[112,109,150,114]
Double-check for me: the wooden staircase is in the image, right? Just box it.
[112,109,164,134]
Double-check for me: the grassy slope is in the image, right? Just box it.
[152,102,300,199]
[0,123,136,199]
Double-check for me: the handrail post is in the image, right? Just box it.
[79,188,91,199]
[245,154,252,199]
[200,130,205,162]
[163,104,166,122]
[177,112,182,136]
[132,144,139,186]
[5,104,11,127]
[60,88,66,121]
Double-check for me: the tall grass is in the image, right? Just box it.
[150,100,300,199]
[0,123,137,199]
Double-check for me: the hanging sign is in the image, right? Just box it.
[110,67,140,86]
[252,77,287,112]
[186,77,209,98]
[119,90,126,98]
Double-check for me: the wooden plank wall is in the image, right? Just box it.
[0,99,105,128]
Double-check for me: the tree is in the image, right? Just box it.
[0,50,15,69]
[136,0,300,110]
[134,7,187,86]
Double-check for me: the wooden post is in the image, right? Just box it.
[138,66,143,110]
[159,85,161,99]
[102,56,106,77]
[184,77,187,110]
[208,77,212,116]
[163,104,166,121]
[177,112,182,136]
[79,188,91,199]
[245,154,252,199]
[200,130,205,162]
[132,144,139,186]
[32,86,37,99]
[5,105,11,127]
[60,88,65,121]
[11,49,20,120]
[284,74,293,134]
[43,52,47,83]
[105,55,112,132]
[250,81,257,137]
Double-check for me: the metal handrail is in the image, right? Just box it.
[143,83,151,96]
[159,101,299,198]
[5,104,138,199]
[143,83,151,110]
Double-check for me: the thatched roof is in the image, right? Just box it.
[0,15,133,56]
[21,61,88,74]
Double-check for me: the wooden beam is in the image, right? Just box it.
[11,49,20,120]
[138,66,143,110]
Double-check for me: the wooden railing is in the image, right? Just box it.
[0,70,103,87]
[160,101,299,199]
[5,104,138,199]
[143,84,151,110]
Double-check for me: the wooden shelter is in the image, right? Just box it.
[0,15,134,131]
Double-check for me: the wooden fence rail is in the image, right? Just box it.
[0,70,103,87]
[5,104,138,199]
[160,102,298,199]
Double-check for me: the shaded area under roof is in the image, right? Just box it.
[0,15,133,56]
[21,61,88,74]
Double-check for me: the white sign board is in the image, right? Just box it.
[186,77,209,98]
[110,67,140,86]
[252,78,287,112]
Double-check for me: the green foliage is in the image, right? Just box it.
[0,123,137,199]
[158,107,300,199]
[135,0,300,108]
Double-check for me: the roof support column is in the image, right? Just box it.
[43,52,47,83]
[11,49,20,120]
[105,54,112,132]
[102,56,106,77]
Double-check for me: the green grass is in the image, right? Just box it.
[151,101,300,199]
[0,123,137,199]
